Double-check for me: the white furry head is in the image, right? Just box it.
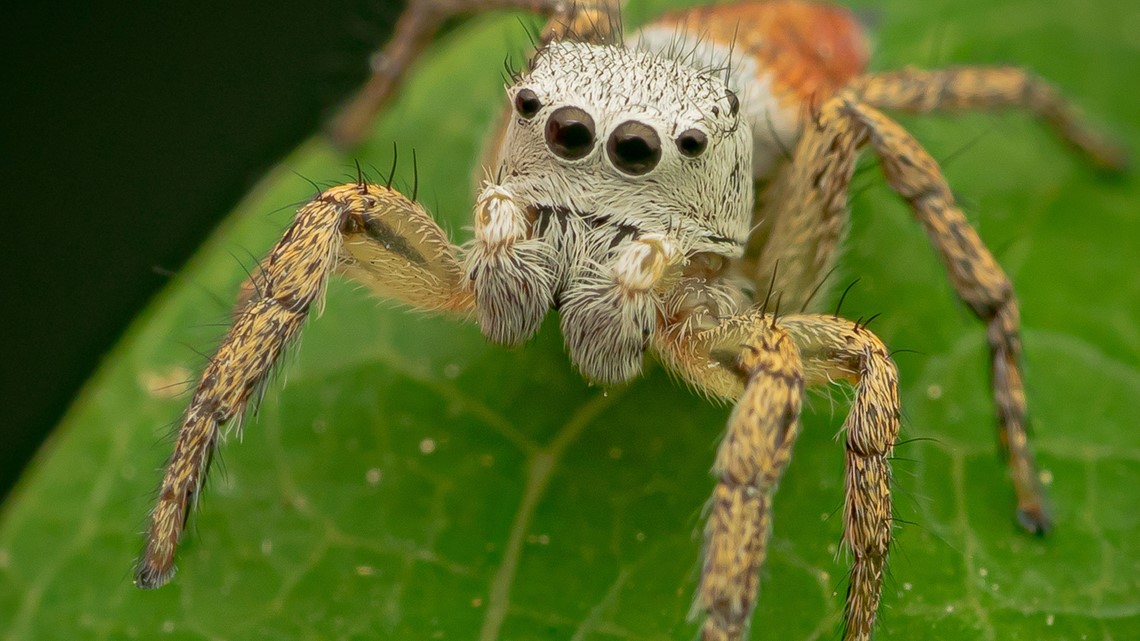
[491,40,753,256]
[467,39,754,383]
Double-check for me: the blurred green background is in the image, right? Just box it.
[0,0,397,498]
[2,0,1138,639]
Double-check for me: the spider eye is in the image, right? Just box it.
[545,106,596,160]
[606,121,661,175]
[725,89,740,116]
[514,88,542,119]
[675,128,708,158]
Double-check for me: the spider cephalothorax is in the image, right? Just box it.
[136,2,1126,639]
[468,40,752,383]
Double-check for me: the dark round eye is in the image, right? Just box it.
[514,88,542,119]
[606,121,661,175]
[726,89,740,116]
[545,106,596,160]
[675,128,708,158]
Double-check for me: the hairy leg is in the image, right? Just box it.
[328,0,622,147]
[752,76,1094,530]
[851,66,1128,171]
[843,99,1051,531]
[136,182,470,588]
[752,65,1125,308]
[779,314,900,641]
[661,311,899,641]
[679,315,805,641]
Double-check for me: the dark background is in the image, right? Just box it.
[0,1,404,499]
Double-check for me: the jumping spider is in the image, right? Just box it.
[136,1,1126,639]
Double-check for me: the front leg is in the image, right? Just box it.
[757,90,1056,532]
[328,0,622,147]
[661,312,900,641]
[778,314,901,641]
[136,182,470,588]
[696,320,805,641]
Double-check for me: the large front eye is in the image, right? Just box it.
[606,121,661,175]
[514,88,542,119]
[545,106,596,160]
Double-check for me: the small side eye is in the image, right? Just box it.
[606,121,661,175]
[675,129,708,158]
[546,106,596,160]
[514,88,542,119]
[725,89,740,116]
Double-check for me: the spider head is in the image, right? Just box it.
[491,40,753,257]
[466,41,755,365]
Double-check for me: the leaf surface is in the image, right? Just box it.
[3,1,1138,639]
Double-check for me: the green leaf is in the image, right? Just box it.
[3,1,1138,639]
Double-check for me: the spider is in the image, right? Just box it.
[135,1,1125,639]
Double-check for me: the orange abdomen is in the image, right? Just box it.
[651,0,870,103]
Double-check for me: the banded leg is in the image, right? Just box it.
[779,314,901,640]
[755,66,1125,308]
[663,312,899,641]
[136,183,470,588]
[848,100,1052,530]
[329,0,622,147]
[692,318,805,641]
[757,89,1058,531]
[850,67,1128,171]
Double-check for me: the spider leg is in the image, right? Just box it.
[851,66,1128,171]
[695,320,804,641]
[848,99,1053,532]
[659,312,899,641]
[136,183,471,589]
[779,314,900,641]
[329,0,622,147]
[757,92,1053,534]
[753,66,1124,308]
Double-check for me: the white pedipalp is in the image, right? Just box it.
[473,184,529,247]
[611,234,681,293]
